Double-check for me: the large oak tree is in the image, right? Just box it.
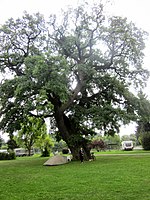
[0,2,149,160]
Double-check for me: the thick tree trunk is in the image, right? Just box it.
[68,139,91,161]
[69,145,81,160]
[54,110,91,161]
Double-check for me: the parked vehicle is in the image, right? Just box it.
[121,141,133,150]
[14,148,34,156]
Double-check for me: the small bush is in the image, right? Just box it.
[89,139,106,151]
[62,148,69,154]
[41,147,50,157]
[9,152,16,160]
[0,152,16,160]
[141,132,150,150]
[0,152,7,160]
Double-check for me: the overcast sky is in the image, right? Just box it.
[0,0,150,139]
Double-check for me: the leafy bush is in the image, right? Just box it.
[41,147,50,157]
[89,139,106,151]
[0,152,7,160]
[141,132,150,150]
[9,152,16,160]
[0,152,16,160]
[62,148,69,154]
[52,140,67,153]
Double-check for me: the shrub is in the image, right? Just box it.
[89,139,106,151]
[41,147,50,157]
[62,148,69,154]
[9,151,16,160]
[0,151,16,160]
[0,152,7,160]
[141,132,150,150]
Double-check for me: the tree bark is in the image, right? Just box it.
[54,109,91,161]
[67,137,91,161]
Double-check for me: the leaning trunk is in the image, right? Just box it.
[55,110,91,161]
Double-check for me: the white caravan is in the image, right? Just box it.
[121,141,133,151]
[14,148,34,156]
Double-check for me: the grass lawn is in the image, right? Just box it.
[0,154,150,200]
[94,149,150,155]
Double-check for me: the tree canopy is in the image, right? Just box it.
[0,2,149,160]
[17,117,47,155]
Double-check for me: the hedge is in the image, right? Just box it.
[0,152,16,160]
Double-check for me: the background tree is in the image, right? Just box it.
[7,138,18,151]
[17,117,47,155]
[104,134,121,149]
[121,134,133,141]
[52,140,68,154]
[135,92,150,149]
[121,133,137,147]
[0,3,149,160]
[34,134,54,157]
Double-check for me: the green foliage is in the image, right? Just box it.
[0,2,149,159]
[0,151,16,160]
[7,138,18,150]
[141,132,150,150]
[0,152,8,160]
[121,134,138,146]
[41,146,50,157]
[1,145,8,149]
[121,134,136,142]
[104,134,121,145]
[52,140,68,153]
[135,92,150,145]
[18,117,47,155]
[35,134,54,157]
[136,92,150,123]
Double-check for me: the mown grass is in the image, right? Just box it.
[0,154,150,200]
[94,149,150,155]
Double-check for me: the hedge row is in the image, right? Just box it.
[0,152,16,160]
